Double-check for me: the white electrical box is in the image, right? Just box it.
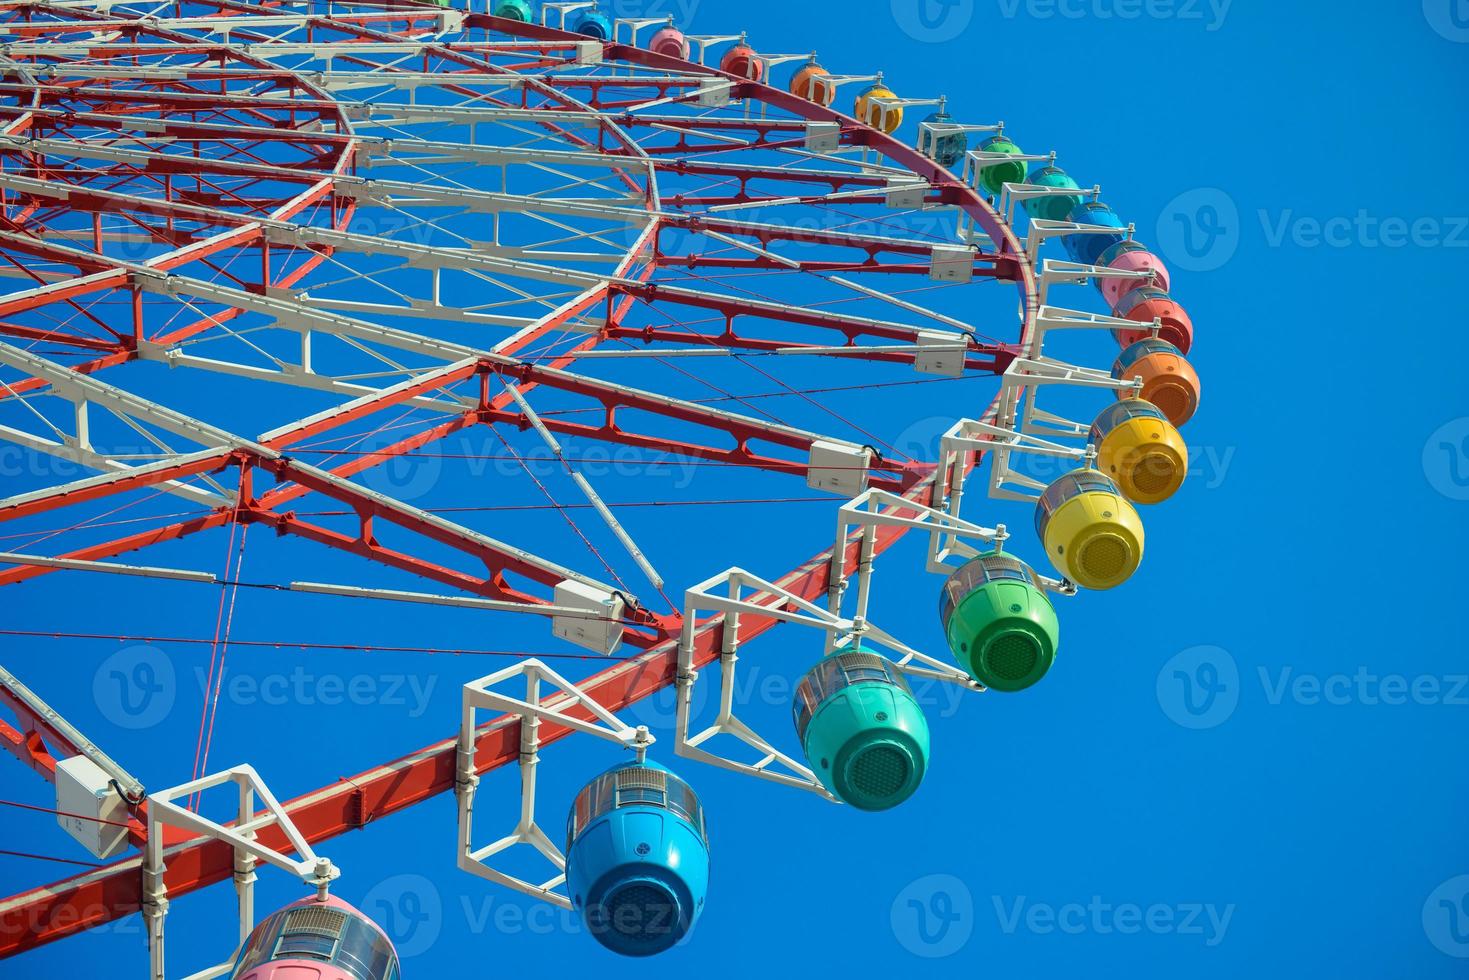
[552,580,626,656]
[806,440,871,496]
[884,178,927,210]
[698,78,731,107]
[56,755,128,859]
[574,40,603,65]
[914,330,967,378]
[804,121,840,154]
[929,244,975,283]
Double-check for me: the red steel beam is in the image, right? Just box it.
[601,324,1014,374]
[0,685,166,849]
[0,9,1036,958]
[0,473,946,957]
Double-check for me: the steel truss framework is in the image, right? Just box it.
[0,0,1086,961]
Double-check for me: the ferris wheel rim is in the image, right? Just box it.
[0,1,1051,956]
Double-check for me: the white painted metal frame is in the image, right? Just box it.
[612,14,672,48]
[998,178,1103,226]
[681,31,743,67]
[455,659,651,910]
[915,98,1004,166]
[1023,215,1138,263]
[144,765,339,980]
[674,564,973,802]
[0,5,1066,677]
[957,253,1163,504]
[945,144,1051,246]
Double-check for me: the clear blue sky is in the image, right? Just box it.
[3,2,1468,978]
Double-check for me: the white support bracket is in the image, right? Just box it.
[866,94,942,137]
[917,109,1003,165]
[999,180,1101,227]
[960,147,1054,200]
[540,1,593,29]
[1024,216,1136,264]
[956,295,1158,496]
[455,659,651,910]
[144,765,339,980]
[1035,258,1157,312]
[612,15,668,47]
[808,71,882,107]
[684,32,743,67]
[1028,302,1165,358]
[832,487,1003,587]
[831,488,1076,608]
[675,566,974,803]
[939,415,1092,509]
[996,354,1143,434]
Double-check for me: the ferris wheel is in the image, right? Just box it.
[0,0,1205,974]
